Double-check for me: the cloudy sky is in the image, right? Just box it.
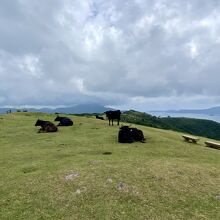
[1,0,220,111]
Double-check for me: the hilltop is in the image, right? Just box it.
[3,107,220,141]
[0,112,219,219]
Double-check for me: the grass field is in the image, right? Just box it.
[0,112,220,220]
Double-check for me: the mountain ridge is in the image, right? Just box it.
[0,103,112,114]
[162,106,220,115]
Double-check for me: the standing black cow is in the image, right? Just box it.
[35,119,58,133]
[118,126,145,143]
[105,110,121,126]
[54,116,73,126]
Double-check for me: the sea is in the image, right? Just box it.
[148,112,220,123]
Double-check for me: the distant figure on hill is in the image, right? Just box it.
[105,110,121,126]
[118,126,145,143]
[6,110,11,114]
[35,119,58,133]
[95,115,104,120]
[54,116,73,126]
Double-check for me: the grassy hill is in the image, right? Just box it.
[0,112,220,220]
[121,110,220,141]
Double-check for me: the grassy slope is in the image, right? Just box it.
[121,110,220,140]
[0,113,220,220]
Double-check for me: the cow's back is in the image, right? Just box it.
[60,118,73,126]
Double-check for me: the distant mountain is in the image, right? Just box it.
[54,104,112,114]
[165,106,220,115]
[0,104,112,114]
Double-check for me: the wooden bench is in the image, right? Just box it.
[182,135,199,143]
[205,141,220,150]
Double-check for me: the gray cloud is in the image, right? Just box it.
[1,0,220,110]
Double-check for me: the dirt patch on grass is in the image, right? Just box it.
[65,172,79,180]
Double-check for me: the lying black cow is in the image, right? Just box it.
[118,126,145,143]
[96,115,104,120]
[35,119,58,133]
[54,116,73,126]
[105,110,121,126]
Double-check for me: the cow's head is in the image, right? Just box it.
[54,116,61,121]
[35,119,42,126]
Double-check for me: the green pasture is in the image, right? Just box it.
[0,113,219,219]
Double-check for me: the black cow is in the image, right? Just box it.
[96,115,104,120]
[118,126,145,143]
[35,119,58,133]
[118,126,134,143]
[54,116,73,126]
[105,110,121,126]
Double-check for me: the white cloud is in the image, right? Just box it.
[1,0,220,110]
